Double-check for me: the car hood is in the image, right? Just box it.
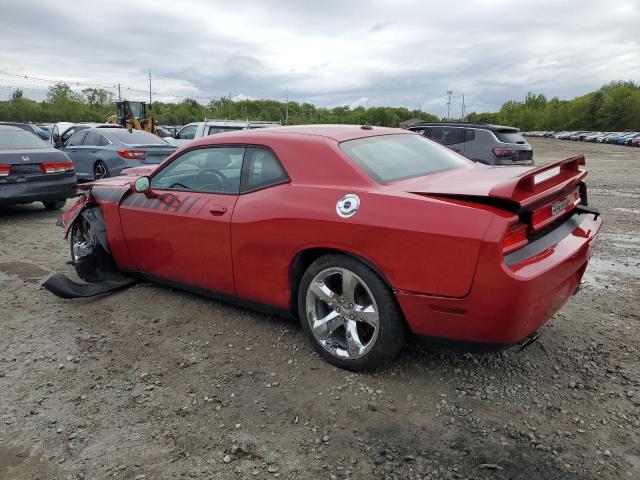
[77,165,159,191]
[390,156,587,210]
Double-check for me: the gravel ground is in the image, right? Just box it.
[1,138,638,480]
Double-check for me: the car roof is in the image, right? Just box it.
[244,124,407,141]
[408,122,519,132]
[203,119,281,127]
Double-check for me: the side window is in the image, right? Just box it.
[177,124,197,140]
[430,127,464,145]
[151,147,245,194]
[61,127,77,143]
[66,130,87,146]
[100,134,110,146]
[84,130,104,146]
[241,147,289,193]
[465,129,476,142]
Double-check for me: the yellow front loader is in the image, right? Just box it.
[106,101,156,134]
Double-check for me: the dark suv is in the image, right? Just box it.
[407,122,534,165]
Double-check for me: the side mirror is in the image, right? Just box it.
[134,176,151,193]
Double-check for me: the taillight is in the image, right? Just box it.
[117,150,145,160]
[493,147,519,158]
[502,221,529,255]
[0,165,10,176]
[40,161,74,174]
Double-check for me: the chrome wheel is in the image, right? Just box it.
[94,162,108,180]
[305,267,380,360]
[71,220,95,261]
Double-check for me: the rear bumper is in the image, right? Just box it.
[0,174,77,205]
[397,212,602,345]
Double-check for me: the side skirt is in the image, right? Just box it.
[128,271,297,320]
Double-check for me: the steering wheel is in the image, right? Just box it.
[193,168,228,192]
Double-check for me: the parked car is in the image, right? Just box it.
[56,125,601,370]
[0,125,76,209]
[407,122,533,165]
[166,120,282,147]
[618,132,640,145]
[51,122,123,148]
[583,132,602,142]
[569,131,590,141]
[632,137,640,147]
[60,128,176,181]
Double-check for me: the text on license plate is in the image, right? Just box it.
[551,197,570,215]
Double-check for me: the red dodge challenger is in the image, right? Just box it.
[57,125,602,370]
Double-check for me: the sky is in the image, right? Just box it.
[0,0,638,117]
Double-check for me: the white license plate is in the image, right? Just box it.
[551,197,570,215]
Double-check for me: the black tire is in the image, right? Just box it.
[43,200,66,210]
[297,253,406,371]
[69,212,117,282]
[94,161,110,180]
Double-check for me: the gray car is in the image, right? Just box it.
[0,125,77,209]
[61,129,177,181]
[408,122,534,165]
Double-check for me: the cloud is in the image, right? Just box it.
[0,0,638,116]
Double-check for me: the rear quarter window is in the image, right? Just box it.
[340,134,471,183]
[429,127,465,145]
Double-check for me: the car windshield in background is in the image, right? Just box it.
[207,126,243,135]
[0,129,48,150]
[340,134,471,183]
[109,130,167,145]
[495,130,526,144]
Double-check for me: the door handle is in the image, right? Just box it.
[209,205,227,215]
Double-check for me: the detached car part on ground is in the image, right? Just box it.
[49,125,602,371]
[0,125,77,208]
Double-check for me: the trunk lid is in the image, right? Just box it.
[0,148,71,182]
[130,145,176,164]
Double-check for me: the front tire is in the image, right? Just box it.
[297,254,406,371]
[69,212,117,282]
[43,200,66,210]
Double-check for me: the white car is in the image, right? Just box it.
[166,119,281,147]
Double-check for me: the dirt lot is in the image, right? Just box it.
[1,138,638,480]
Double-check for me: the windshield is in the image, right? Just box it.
[109,130,167,145]
[0,129,48,150]
[340,134,471,183]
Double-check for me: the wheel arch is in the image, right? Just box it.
[288,246,395,312]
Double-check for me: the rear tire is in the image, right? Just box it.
[94,161,109,180]
[297,254,406,371]
[43,200,66,210]
[69,212,117,282]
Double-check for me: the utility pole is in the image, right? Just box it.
[446,90,453,121]
[284,88,289,125]
[118,83,121,101]
[461,94,466,120]
[148,69,152,105]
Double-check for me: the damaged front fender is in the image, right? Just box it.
[59,192,93,239]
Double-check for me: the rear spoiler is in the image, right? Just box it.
[490,155,587,209]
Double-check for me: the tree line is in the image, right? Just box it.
[0,83,438,127]
[2,80,639,131]
[466,81,640,131]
